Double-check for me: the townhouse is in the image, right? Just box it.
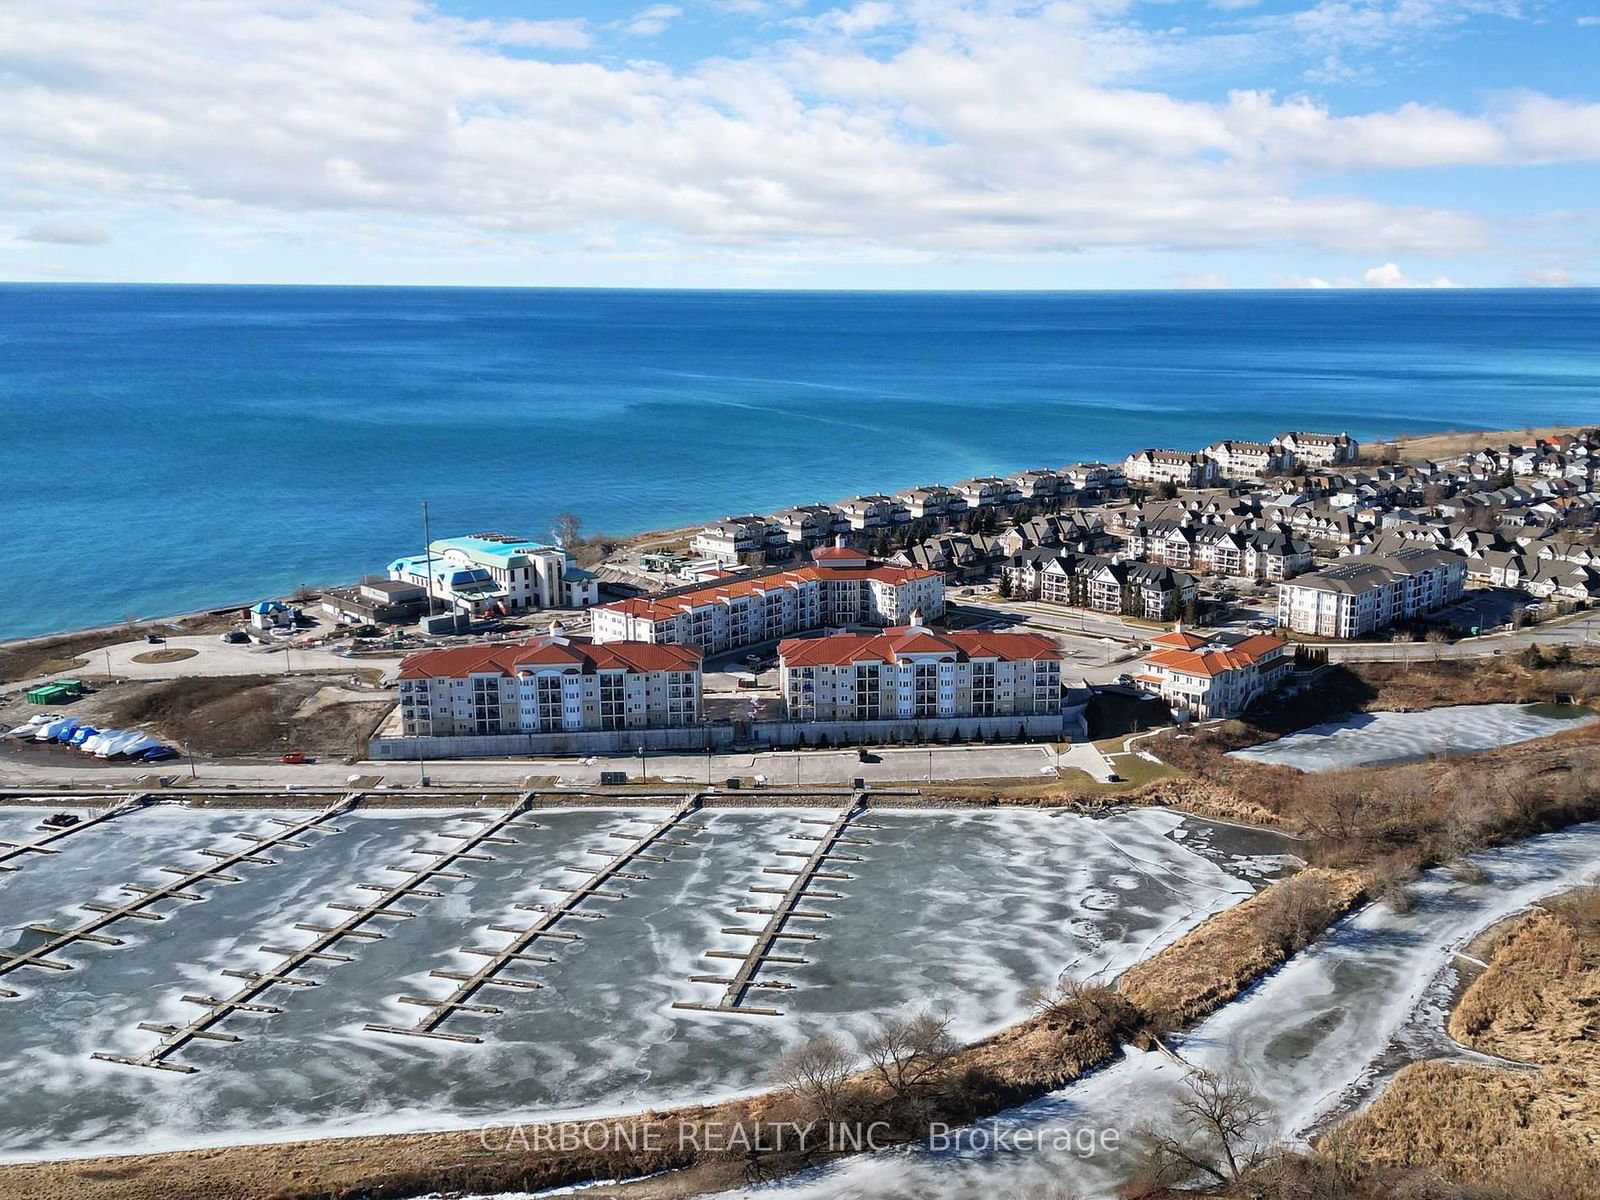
[954,476,1020,508]
[1275,547,1466,638]
[895,485,966,521]
[1133,628,1294,721]
[691,515,791,567]
[836,494,909,530]
[591,544,945,654]
[773,504,848,549]
[1126,519,1313,580]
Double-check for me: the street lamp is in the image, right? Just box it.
[638,745,646,784]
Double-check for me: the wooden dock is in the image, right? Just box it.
[0,793,154,874]
[366,793,706,1044]
[0,794,359,1001]
[673,792,870,1018]
[93,794,542,1073]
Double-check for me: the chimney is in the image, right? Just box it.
[836,534,847,549]
[548,619,567,643]
[909,607,925,628]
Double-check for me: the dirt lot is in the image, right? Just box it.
[1,675,394,761]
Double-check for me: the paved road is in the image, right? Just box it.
[1326,610,1600,662]
[0,743,1060,793]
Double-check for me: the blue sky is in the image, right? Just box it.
[2,0,1597,289]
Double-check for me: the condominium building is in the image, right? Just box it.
[590,545,945,654]
[1133,629,1293,720]
[1273,431,1360,467]
[1203,440,1290,479]
[388,533,597,615]
[395,626,702,737]
[779,617,1062,722]
[1037,553,1197,620]
[1122,450,1220,488]
[1275,548,1466,637]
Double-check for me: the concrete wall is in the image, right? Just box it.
[370,712,1069,761]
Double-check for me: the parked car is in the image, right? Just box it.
[145,633,165,644]
[280,752,306,764]
[220,630,250,644]
[140,746,180,762]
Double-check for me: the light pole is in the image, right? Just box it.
[185,741,197,781]
[638,745,646,784]
[105,649,114,684]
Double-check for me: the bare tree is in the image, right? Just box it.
[771,1034,854,1121]
[1026,976,1119,1026]
[550,511,583,550]
[859,1010,956,1102]
[1138,1067,1273,1187]
[1256,872,1337,955]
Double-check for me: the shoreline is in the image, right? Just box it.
[1,422,1581,648]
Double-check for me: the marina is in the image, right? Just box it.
[0,802,1275,1159]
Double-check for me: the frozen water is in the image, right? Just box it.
[1231,703,1595,772]
[701,821,1600,1200]
[0,803,1285,1162]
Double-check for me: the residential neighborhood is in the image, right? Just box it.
[340,425,1600,760]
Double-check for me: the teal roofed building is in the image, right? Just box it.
[387,531,598,616]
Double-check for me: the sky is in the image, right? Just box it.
[1,0,1597,289]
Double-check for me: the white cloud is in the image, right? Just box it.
[1362,261,1458,287]
[1282,262,1460,287]
[0,0,1590,274]
[16,217,110,245]
[493,19,592,51]
[616,4,682,38]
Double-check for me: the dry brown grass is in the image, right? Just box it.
[1319,889,1600,1195]
[1385,425,1584,460]
[97,675,390,759]
[1119,868,1369,1028]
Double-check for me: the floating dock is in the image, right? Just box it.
[0,794,359,1001]
[93,794,543,1073]
[366,793,707,1044]
[0,792,154,874]
[673,792,870,1018]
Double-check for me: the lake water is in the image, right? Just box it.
[0,803,1289,1161]
[3,286,1598,639]
[1230,702,1597,772]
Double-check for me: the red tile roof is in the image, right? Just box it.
[1141,634,1287,679]
[398,637,700,680]
[778,626,1060,668]
[597,563,940,623]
